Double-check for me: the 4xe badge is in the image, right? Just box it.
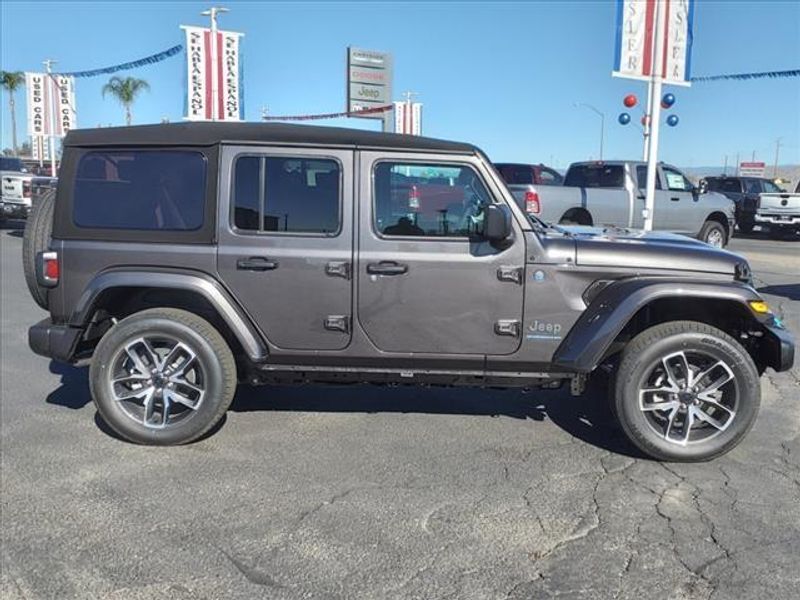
[526,320,562,341]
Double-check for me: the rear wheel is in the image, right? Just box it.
[22,189,56,309]
[89,308,237,445]
[614,321,760,462]
[698,219,727,248]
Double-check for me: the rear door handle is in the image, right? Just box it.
[367,261,408,276]
[237,256,278,271]
[670,196,680,202]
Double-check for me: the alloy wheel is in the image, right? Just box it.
[638,350,738,446]
[109,336,206,429]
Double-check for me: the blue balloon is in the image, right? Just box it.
[666,114,679,127]
[662,93,676,107]
[618,112,631,125]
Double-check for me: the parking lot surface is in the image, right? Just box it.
[2,222,798,600]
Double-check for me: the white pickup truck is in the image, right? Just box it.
[499,160,736,247]
[1,157,34,222]
[755,180,800,238]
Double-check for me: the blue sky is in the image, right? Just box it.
[1,0,798,168]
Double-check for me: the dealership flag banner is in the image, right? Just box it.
[32,135,50,163]
[25,72,77,137]
[393,101,422,136]
[613,0,695,86]
[181,25,244,121]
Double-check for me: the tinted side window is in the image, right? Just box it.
[707,178,742,194]
[232,156,340,234]
[564,165,624,188]
[761,180,784,193]
[496,164,533,185]
[745,180,762,194]
[374,162,491,237]
[635,166,662,190]
[73,151,206,230]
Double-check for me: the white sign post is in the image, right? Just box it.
[613,0,695,231]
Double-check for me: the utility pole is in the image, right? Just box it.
[201,6,229,121]
[723,155,728,175]
[735,152,740,176]
[575,102,605,162]
[43,59,57,177]
[260,105,268,121]
[751,149,756,161]
[773,137,783,178]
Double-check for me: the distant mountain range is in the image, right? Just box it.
[681,165,800,188]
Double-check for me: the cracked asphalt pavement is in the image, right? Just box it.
[2,223,798,599]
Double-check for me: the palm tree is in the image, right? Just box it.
[1,71,25,155]
[101,76,150,126]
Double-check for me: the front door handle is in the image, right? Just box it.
[670,196,680,202]
[367,261,408,276]
[237,256,278,271]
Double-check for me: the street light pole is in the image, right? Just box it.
[575,102,605,161]
[201,6,229,121]
[773,137,783,178]
[43,59,57,177]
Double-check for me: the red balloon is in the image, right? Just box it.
[624,94,638,108]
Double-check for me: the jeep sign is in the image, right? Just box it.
[347,47,392,119]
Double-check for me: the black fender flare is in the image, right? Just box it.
[553,277,766,373]
[70,268,268,362]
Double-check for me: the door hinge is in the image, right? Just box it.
[497,266,523,284]
[324,315,350,333]
[325,261,351,280]
[494,319,521,338]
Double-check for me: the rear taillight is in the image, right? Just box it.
[23,181,32,198]
[525,190,541,214]
[39,251,59,287]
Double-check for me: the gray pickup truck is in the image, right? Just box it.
[23,123,793,462]
[500,160,735,247]
[755,186,800,237]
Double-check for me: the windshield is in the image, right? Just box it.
[0,157,26,172]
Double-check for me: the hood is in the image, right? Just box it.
[557,225,744,275]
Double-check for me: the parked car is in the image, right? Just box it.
[494,163,564,186]
[1,156,34,221]
[501,160,735,247]
[704,175,792,234]
[24,123,793,461]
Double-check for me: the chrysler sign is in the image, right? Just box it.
[347,47,392,119]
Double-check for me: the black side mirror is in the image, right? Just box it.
[697,179,708,195]
[484,204,512,241]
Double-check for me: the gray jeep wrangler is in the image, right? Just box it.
[25,123,794,461]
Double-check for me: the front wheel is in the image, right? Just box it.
[89,308,237,445]
[698,220,727,247]
[613,321,760,462]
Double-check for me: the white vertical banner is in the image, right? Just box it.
[662,0,694,86]
[26,72,49,136]
[219,30,243,121]
[411,102,422,136]
[52,75,77,136]
[181,25,243,121]
[32,136,50,162]
[182,26,210,120]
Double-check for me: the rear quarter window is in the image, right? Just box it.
[564,165,624,188]
[73,150,206,230]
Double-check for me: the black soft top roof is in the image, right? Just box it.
[64,121,478,154]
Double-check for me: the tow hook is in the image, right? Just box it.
[570,374,587,396]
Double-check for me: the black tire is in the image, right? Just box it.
[22,189,56,310]
[736,219,754,235]
[614,321,760,462]
[698,219,727,248]
[89,308,237,445]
